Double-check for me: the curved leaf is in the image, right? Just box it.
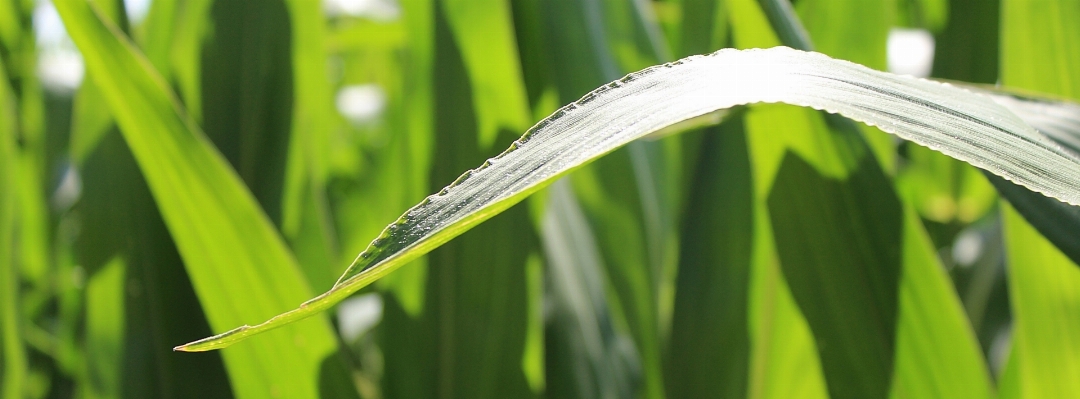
[178,46,1080,351]
[52,1,346,397]
[968,88,1080,266]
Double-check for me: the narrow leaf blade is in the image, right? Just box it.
[181,46,1080,350]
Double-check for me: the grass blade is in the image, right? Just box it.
[1000,1,1080,396]
[52,1,346,397]
[666,116,753,399]
[178,43,1080,349]
[540,0,673,394]
[379,3,538,397]
[0,51,27,399]
[442,0,532,149]
[542,180,639,399]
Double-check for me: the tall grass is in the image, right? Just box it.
[2,0,1079,398]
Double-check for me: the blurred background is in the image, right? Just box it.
[2,0,1078,398]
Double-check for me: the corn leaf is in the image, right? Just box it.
[538,2,678,397]
[52,1,347,398]
[666,115,753,399]
[378,2,539,397]
[974,89,1080,267]
[542,180,639,399]
[0,50,27,399]
[999,1,1080,396]
[749,2,993,397]
[178,42,1080,349]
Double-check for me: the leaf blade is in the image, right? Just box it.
[180,46,1080,350]
[53,1,344,397]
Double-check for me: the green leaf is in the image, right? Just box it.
[665,116,753,399]
[0,50,28,399]
[199,0,293,226]
[1001,204,1080,397]
[538,1,674,397]
[76,120,232,398]
[177,44,1080,350]
[931,0,998,84]
[766,150,901,399]
[542,180,639,399]
[676,0,728,58]
[52,1,348,398]
[746,3,992,397]
[890,208,994,398]
[442,0,532,149]
[1000,1,1080,396]
[280,0,340,292]
[378,3,538,397]
[81,257,124,399]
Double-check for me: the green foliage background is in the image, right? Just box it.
[1,0,1079,398]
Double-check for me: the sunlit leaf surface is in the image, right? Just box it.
[179,45,1080,350]
[52,1,347,397]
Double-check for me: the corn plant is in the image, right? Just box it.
[2,0,1080,398]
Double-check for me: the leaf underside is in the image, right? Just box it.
[177,46,1080,351]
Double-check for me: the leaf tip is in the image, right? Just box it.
[172,325,253,352]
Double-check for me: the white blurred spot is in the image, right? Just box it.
[33,1,67,48]
[887,28,935,78]
[336,84,387,124]
[52,163,82,212]
[324,0,400,20]
[125,0,153,25]
[952,229,984,267]
[35,1,84,92]
[337,293,383,342]
[38,50,84,93]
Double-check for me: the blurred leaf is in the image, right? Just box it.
[539,1,676,396]
[379,3,537,397]
[443,0,532,149]
[794,0,896,169]
[890,208,993,398]
[739,3,992,398]
[80,257,124,399]
[168,0,213,122]
[931,0,997,84]
[77,126,232,399]
[997,347,1020,399]
[796,0,891,70]
[665,116,752,399]
[1000,1,1080,396]
[52,2,349,398]
[178,46,1080,352]
[896,143,996,224]
[542,180,639,399]
[896,0,947,32]
[677,0,728,58]
[280,0,341,292]
[200,0,292,226]
[135,0,178,75]
[0,50,28,399]
[326,20,407,53]
[767,151,901,399]
[745,212,828,399]
[1001,204,1080,397]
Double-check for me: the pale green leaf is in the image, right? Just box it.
[0,49,27,399]
[1000,1,1080,397]
[442,0,532,149]
[178,46,1080,350]
[52,1,345,398]
[542,180,639,399]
